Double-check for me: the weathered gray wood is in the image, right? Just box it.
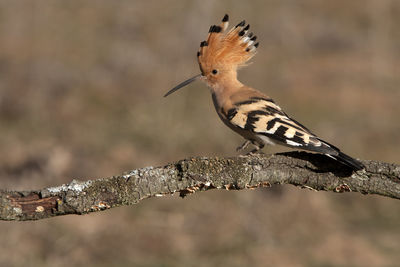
[1,152,399,221]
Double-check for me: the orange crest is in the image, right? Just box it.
[197,14,259,74]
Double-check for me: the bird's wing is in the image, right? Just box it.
[223,95,364,170]
[225,96,339,155]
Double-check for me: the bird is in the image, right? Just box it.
[164,14,364,171]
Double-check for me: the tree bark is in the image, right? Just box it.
[1,152,399,221]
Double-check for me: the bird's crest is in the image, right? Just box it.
[197,14,259,71]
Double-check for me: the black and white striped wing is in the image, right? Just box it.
[226,96,364,170]
[228,97,336,154]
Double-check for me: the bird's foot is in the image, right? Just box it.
[237,140,265,156]
[247,143,265,155]
[247,149,265,155]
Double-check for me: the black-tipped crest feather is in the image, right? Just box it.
[209,25,222,33]
[235,20,245,27]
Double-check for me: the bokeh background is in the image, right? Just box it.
[0,0,399,266]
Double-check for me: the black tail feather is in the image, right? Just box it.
[328,151,364,171]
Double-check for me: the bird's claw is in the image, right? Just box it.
[247,148,265,155]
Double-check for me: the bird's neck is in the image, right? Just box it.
[210,75,244,113]
[211,75,243,100]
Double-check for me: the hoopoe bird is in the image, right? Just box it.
[165,14,364,171]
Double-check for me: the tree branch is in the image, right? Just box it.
[1,152,399,221]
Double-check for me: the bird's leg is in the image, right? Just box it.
[236,140,251,152]
[248,142,265,155]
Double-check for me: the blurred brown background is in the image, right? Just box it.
[0,0,399,266]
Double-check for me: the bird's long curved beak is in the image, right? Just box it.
[164,74,201,97]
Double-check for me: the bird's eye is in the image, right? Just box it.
[212,69,218,75]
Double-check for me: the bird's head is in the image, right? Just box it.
[164,14,259,97]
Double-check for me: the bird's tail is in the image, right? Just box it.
[327,151,364,171]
